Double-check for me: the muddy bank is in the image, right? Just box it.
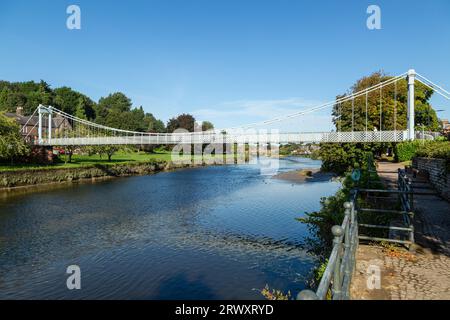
[272,168,336,183]
[0,160,210,190]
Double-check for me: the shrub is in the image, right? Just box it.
[318,143,369,175]
[415,141,450,160]
[395,140,450,162]
[299,151,379,257]
[394,141,421,162]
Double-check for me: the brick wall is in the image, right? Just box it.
[413,157,450,201]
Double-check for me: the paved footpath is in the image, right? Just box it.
[350,161,450,300]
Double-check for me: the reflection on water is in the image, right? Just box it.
[0,157,340,299]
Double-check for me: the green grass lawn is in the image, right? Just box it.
[0,151,172,171]
[0,150,236,172]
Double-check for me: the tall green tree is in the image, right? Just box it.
[95,92,133,128]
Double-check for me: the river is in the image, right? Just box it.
[0,157,340,299]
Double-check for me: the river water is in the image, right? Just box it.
[0,157,340,299]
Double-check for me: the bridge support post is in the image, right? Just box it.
[38,104,43,145]
[407,69,416,140]
[48,106,52,144]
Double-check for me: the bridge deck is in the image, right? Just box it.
[38,130,412,146]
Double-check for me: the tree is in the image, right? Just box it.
[97,92,132,114]
[201,121,214,131]
[167,113,196,132]
[104,145,119,162]
[144,112,166,133]
[54,87,95,120]
[0,87,11,112]
[75,97,88,120]
[415,103,440,131]
[0,80,53,114]
[0,79,166,137]
[93,145,120,162]
[63,145,76,163]
[0,113,29,163]
[95,94,163,132]
[95,92,132,127]
[318,143,372,174]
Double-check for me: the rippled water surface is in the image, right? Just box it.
[0,157,340,299]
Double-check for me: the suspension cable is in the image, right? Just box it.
[379,86,382,131]
[415,77,450,100]
[32,72,412,137]
[365,91,368,132]
[21,107,39,134]
[416,73,450,97]
[225,73,407,130]
[351,96,354,132]
[394,80,397,132]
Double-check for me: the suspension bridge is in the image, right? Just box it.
[24,69,449,146]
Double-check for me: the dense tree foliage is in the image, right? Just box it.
[167,113,196,132]
[95,93,152,131]
[0,80,215,136]
[0,80,53,115]
[0,113,29,163]
[0,80,177,134]
[318,143,373,174]
[201,121,214,131]
[54,87,96,120]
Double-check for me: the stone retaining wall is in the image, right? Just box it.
[413,157,450,201]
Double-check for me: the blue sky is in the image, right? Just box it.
[0,0,449,131]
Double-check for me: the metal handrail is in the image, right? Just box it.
[297,192,358,300]
[297,157,420,301]
[298,169,415,300]
[398,169,415,244]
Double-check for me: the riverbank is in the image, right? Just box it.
[0,149,252,190]
[0,150,172,172]
[0,160,211,190]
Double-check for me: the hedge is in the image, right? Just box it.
[395,140,450,162]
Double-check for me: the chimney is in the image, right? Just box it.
[16,106,24,116]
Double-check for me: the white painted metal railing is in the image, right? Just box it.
[39,130,408,146]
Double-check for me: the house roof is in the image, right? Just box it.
[4,113,70,128]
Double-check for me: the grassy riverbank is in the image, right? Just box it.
[0,151,172,171]
[0,158,216,189]
[0,150,250,189]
